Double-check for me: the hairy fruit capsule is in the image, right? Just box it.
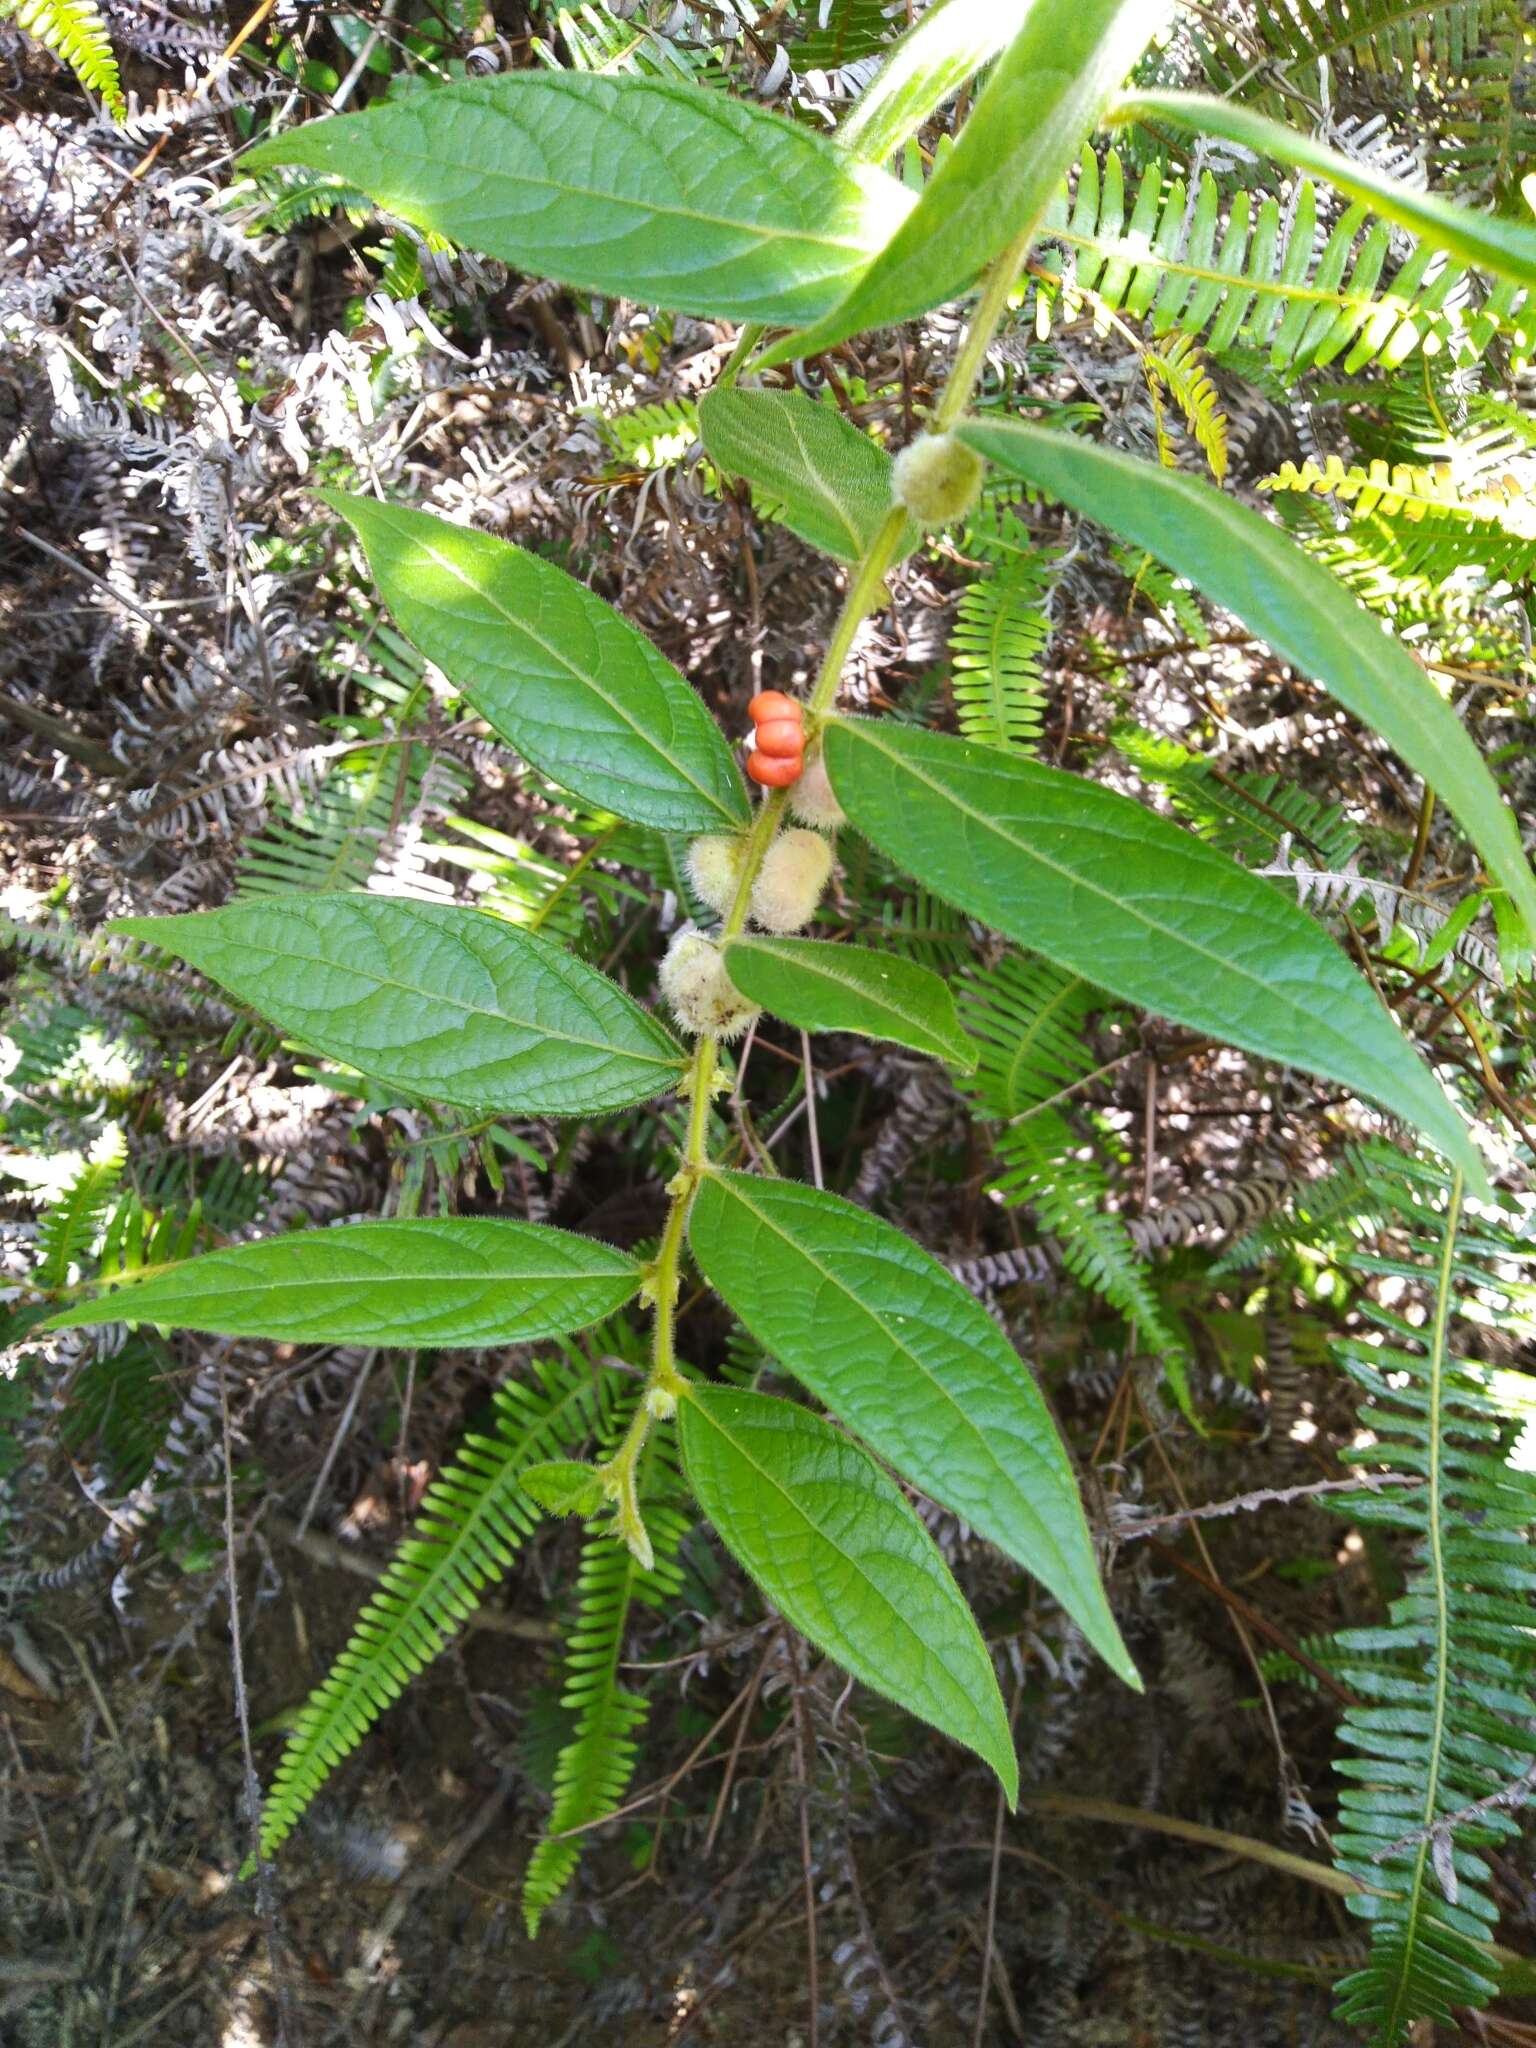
[659,928,760,1040]
[891,432,985,528]
[788,747,845,831]
[687,833,748,918]
[750,828,834,933]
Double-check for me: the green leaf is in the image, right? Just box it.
[243,74,914,326]
[48,1218,640,1347]
[111,896,683,1116]
[838,0,1030,165]
[520,1460,606,1517]
[823,719,1487,1193]
[956,420,1536,951]
[678,1384,1018,1800]
[722,936,975,1068]
[698,388,910,564]
[1116,91,1536,295]
[324,492,747,834]
[688,1170,1135,1685]
[759,0,1168,365]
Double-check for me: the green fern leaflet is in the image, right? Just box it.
[2,0,124,116]
[257,1350,620,1859]
[522,1425,688,1932]
[1328,1159,1536,2039]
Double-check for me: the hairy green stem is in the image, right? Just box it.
[600,235,1036,1554]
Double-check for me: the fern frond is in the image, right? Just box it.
[224,166,379,237]
[35,1125,127,1289]
[534,1,705,81]
[62,1333,176,1489]
[1272,479,1536,607]
[1,0,123,116]
[1143,333,1229,482]
[956,956,1186,1360]
[237,743,466,898]
[1260,453,1536,532]
[1111,545,1208,646]
[1111,724,1362,871]
[1038,145,1534,376]
[793,0,898,71]
[1001,1106,1189,1367]
[584,395,699,473]
[257,1348,622,1859]
[949,538,1058,754]
[521,1425,688,1933]
[1194,2,1534,202]
[1326,1162,1536,2040]
[1206,0,1511,84]
[959,954,1111,1126]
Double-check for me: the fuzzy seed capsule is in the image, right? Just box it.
[687,834,748,918]
[891,431,985,528]
[658,928,760,1040]
[788,747,845,831]
[750,828,834,934]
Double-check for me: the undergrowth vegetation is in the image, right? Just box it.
[4,3,1536,2043]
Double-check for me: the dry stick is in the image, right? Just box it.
[1114,1468,1421,1539]
[788,1628,821,2048]
[1145,1538,1359,1706]
[293,1350,377,1540]
[972,1679,1023,2048]
[801,1029,825,1190]
[18,528,250,700]
[548,1677,762,1841]
[1,1715,77,1945]
[1023,1793,1371,1895]
[1132,1380,1306,1776]
[218,1349,300,2048]
[0,688,117,774]
[703,1635,775,1857]
[268,1516,554,1640]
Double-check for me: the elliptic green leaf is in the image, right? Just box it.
[243,73,914,325]
[698,388,911,564]
[955,419,1536,948]
[1116,91,1536,294]
[823,719,1487,1191]
[112,896,683,1116]
[838,0,1030,165]
[678,1384,1018,1800]
[48,1218,640,1347]
[722,936,975,1068]
[759,0,1168,365]
[325,492,747,834]
[689,1169,1136,1684]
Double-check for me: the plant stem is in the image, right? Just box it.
[601,233,1038,1551]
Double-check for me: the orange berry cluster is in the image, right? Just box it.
[745,690,805,789]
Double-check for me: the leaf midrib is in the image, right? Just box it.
[688,1398,979,1706]
[836,720,1337,1026]
[728,940,960,1057]
[372,513,742,825]
[702,1174,1068,1548]
[202,929,679,1072]
[327,108,880,260]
